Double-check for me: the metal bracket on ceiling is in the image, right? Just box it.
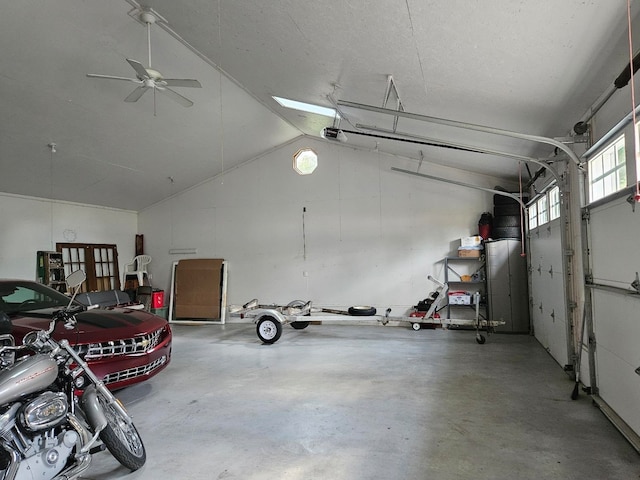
[127,4,168,27]
[125,0,221,73]
[553,135,589,145]
[627,194,637,212]
[390,167,527,209]
[382,75,404,133]
[336,99,583,172]
[631,272,640,294]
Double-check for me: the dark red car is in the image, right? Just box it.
[0,279,172,391]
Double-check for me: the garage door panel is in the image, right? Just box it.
[595,345,640,435]
[592,290,640,377]
[529,218,567,366]
[530,293,547,347]
[540,275,568,364]
[587,196,640,438]
[534,223,564,273]
[530,251,547,347]
[589,196,638,287]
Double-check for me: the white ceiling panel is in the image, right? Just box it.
[1,0,639,209]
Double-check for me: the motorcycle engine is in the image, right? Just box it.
[18,392,68,431]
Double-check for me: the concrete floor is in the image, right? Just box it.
[82,323,639,480]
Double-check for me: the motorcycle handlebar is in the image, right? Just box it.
[53,304,84,320]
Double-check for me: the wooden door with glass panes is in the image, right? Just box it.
[56,243,120,292]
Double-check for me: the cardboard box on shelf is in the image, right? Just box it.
[458,247,482,258]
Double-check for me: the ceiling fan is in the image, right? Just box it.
[86,11,201,112]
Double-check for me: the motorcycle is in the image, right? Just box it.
[0,270,146,479]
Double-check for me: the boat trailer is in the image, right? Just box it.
[228,277,503,344]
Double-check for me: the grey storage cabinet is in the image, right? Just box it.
[485,239,529,333]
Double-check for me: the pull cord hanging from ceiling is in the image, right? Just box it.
[48,143,56,250]
[627,0,640,202]
[518,161,526,257]
[218,0,225,185]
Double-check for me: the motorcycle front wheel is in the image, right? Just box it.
[97,392,146,471]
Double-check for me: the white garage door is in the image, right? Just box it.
[528,218,569,367]
[586,194,640,435]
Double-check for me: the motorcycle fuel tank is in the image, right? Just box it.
[0,355,58,405]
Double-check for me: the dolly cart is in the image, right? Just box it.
[402,276,499,344]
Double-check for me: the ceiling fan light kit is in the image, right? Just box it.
[86,9,201,111]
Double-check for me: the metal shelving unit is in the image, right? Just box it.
[443,256,487,322]
[36,250,66,293]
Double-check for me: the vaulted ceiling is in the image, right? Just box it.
[2,1,639,210]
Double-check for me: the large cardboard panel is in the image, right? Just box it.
[175,259,224,319]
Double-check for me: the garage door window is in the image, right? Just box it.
[549,186,560,221]
[588,135,626,202]
[528,202,538,229]
[537,195,548,226]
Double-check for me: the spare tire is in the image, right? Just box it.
[493,194,519,205]
[493,215,521,228]
[492,226,522,239]
[494,203,521,216]
[348,306,377,316]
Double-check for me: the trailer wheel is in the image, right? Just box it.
[257,316,282,344]
[291,321,310,330]
[412,322,421,331]
[348,306,377,316]
[476,334,486,344]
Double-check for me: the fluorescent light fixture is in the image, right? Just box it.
[168,248,197,255]
[273,96,338,118]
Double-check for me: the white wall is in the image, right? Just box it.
[139,137,509,313]
[0,193,137,280]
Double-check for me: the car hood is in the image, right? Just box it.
[11,308,168,344]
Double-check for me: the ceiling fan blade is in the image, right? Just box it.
[124,86,150,103]
[126,58,150,79]
[86,73,139,83]
[163,78,202,88]
[158,86,194,107]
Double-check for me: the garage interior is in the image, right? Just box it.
[3,1,640,479]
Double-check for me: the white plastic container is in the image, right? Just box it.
[448,291,472,305]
